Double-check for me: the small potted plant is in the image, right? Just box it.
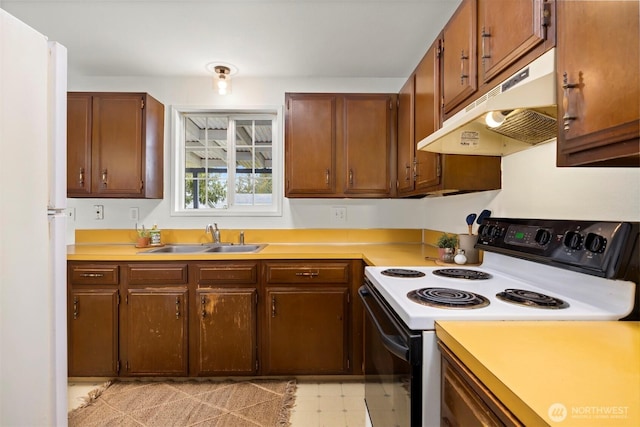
[436,233,458,262]
[136,226,150,248]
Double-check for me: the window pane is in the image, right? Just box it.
[179,112,276,213]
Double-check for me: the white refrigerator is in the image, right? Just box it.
[1,9,68,426]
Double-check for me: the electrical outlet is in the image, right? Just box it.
[94,205,104,220]
[129,207,139,221]
[66,207,75,221]
[331,206,347,223]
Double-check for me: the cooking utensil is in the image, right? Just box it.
[476,209,492,228]
[465,213,477,234]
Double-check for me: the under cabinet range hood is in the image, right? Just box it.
[418,48,557,156]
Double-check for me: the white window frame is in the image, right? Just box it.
[170,105,283,217]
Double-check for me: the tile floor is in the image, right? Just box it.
[68,379,366,426]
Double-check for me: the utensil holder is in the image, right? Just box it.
[458,234,480,264]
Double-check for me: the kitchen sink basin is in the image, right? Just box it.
[203,244,265,253]
[140,244,266,254]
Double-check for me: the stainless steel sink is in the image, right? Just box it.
[140,244,266,254]
[203,244,265,253]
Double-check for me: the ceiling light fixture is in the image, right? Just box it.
[215,66,230,95]
[206,62,238,95]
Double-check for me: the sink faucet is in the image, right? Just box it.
[206,223,220,243]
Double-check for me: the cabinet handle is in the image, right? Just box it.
[201,296,206,318]
[101,169,108,187]
[73,296,79,319]
[175,296,180,319]
[412,159,418,180]
[460,50,469,85]
[405,164,411,181]
[295,270,319,278]
[348,169,354,186]
[562,72,579,131]
[325,168,330,186]
[481,27,491,61]
[80,273,104,278]
[78,167,85,187]
[271,296,276,317]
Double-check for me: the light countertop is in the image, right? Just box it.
[436,321,640,426]
[67,228,449,266]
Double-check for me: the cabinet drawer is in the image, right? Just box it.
[126,264,188,285]
[70,264,119,285]
[195,262,259,286]
[264,261,350,284]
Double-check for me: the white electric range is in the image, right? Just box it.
[360,218,639,427]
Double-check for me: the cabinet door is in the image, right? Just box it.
[68,289,119,376]
[397,76,415,195]
[92,94,144,196]
[125,288,188,376]
[343,94,394,196]
[285,94,337,196]
[442,0,477,115]
[197,288,257,375]
[414,41,442,191]
[264,287,348,374]
[556,1,639,167]
[478,0,549,84]
[67,94,92,196]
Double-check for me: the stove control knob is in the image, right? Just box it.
[478,224,490,238]
[534,229,552,246]
[563,231,583,250]
[585,233,607,253]
[490,226,503,238]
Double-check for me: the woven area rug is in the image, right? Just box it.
[68,379,297,427]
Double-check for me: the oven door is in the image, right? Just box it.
[359,280,422,427]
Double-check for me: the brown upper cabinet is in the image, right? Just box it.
[441,0,556,120]
[67,92,164,198]
[556,1,639,167]
[478,0,555,85]
[399,38,501,197]
[442,0,477,115]
[285,93,397,198]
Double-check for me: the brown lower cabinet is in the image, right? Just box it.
[67,259,362,377]
[439,342,522,427]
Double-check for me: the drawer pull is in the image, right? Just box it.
[295,271,319,278]
[80,273,104,278]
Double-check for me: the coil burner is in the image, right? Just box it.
[496,288,569,309]
[432,268,492,280]
[407,287,490,309]
[381,268,426,278]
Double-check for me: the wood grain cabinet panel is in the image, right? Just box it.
[556,0,639,166]
[196,288,257,375]
[67,92,164,198]
[263,287,349,375]
[478,0,554,84]
[124,288,189,376]
[442,0,477,115]
[285,93,396,198]
[68,289,119,376]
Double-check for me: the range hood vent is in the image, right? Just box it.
[418,48,557,156]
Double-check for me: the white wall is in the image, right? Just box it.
[68,75,640,240]
[421,140,640,234]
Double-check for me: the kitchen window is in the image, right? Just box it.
[171,107,282,216]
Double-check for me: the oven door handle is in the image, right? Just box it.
[359,286,410,362]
